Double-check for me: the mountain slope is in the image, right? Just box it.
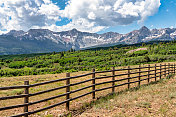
[0,26,176,55]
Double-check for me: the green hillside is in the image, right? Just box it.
[0,41,176,77]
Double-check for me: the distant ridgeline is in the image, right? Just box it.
[0,40,176,77]
[0,26,176,55]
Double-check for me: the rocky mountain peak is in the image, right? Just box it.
[139,26,150,33]
[1,26,176,55]
[28,29,52,36]
[140,26,149,30]
[70,28,78,32]
[138,26,151,36]
[69,28,80,34]
[28,29,51,33]
[7,30,25,36]
[101,32,121,38]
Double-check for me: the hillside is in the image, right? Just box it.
[79,77,176,117]
[1,41,176,78]
[0,26,176,55]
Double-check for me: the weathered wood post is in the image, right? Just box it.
[170,64,172,74]
[165,63,166,76]
[155,64,157,81]
[171,63,173,74]
[174,63,176,74]
[171,64,172,74]
[128,66,130,89]
[66,73,70,111]
[168,63,170,75]
[92,69,95,99]
[24,81,29,117]
[160,64,162,80]
[148,64,150,84]
[138,65,141,87]
[112,67,115,93]
[173,64,175,74]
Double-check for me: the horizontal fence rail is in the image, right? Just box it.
[0,63,175,117]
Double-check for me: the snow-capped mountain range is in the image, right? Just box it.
[0,26,176,55]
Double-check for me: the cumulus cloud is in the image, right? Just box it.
[0,0,61,34]
[0,0,161,34]
[64,0,161,26]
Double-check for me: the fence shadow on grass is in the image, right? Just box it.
[68,75,175,117]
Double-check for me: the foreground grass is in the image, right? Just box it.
[79,77,176,117]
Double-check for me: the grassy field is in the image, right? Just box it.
[79,76,176,117]
[0,62,175,117]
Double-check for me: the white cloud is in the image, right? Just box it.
[0,0,161,34]
[64,0,161,27]
[170,26,174,29]
[45,18,106,33]
[88,12,96,20]
[0,0,61,34]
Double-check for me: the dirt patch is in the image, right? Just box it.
[126,47,148,54]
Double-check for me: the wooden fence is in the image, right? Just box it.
[0,63,175,117]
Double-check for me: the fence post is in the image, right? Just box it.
[138,65,141,87]
[92,69,95,99]
[174,63,176,74]
[171,64,173,74]
[171,63,172,74]
[165,63,166,76]
[128,66,130,89]
[24,81,29,117]
[155,64,157,81]
[66,73,70,111]
[112,67,115,93]
[168,63,170,75]
[160,64,162,80]
[148,64,150,84]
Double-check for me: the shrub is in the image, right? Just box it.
[8,61,26,69]
[133,50,148,56]
[144,55,150,62]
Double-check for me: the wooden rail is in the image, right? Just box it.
[0,63,175,117]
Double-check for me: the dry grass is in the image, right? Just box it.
[0,62,175,117]
[79,76,176,117]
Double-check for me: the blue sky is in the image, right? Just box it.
[0,0,175,34]
[53,0,176,34]
[98,0,176,34]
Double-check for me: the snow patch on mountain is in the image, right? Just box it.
[1,26,176,53]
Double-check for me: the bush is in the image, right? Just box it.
[133,50,148,56]
[8,61,26,69]
[144,55,150,62]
